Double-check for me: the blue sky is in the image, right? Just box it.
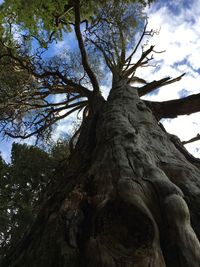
[0,0,199,161]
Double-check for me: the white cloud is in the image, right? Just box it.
[52,110,82,141]
[140,0,200,157]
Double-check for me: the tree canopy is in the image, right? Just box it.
[0,0,199,144]
[0,0,165,142]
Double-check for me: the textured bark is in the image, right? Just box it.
[2,78,200,267]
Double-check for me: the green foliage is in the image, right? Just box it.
[0,47,33,110]
[86,0,147,67]
[0,0,67,43]
[0,141,70,259]
[50,138,70,164]
[0,0,154,45]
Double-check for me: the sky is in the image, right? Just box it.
[0,0,199,161]
[142,0,200,157]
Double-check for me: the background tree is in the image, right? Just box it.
[0,140,70,259]
[0,0,200,266]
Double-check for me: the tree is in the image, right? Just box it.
[0,0,200,266]
[0,143,52,259]
[0,141,70,259]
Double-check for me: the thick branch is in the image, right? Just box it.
[53,74,91,97]
[139,73,185,97]
[159,73,185,87]
[146,92,200,119]
[138,77,170,96]
[29,70,91,97]
[13,99,88,111]
[73,1,100,93]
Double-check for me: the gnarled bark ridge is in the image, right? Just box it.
[2,78,200,267]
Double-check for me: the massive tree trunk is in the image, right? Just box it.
[2,77,200,267]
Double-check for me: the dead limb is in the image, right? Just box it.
[139,73,185,97]
[145,92,200,119]
[182,134,200,145]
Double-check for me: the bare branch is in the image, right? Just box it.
[139,77,170,96]
[145,92,200,119]
[13,99,88,111]
[124,20,148,70]
[73,0,100,93]
[5,101,87,140]
[51,72,92,97]
[124,45,154,77]
[119,29,126,66]
[27,69,91,97]
[158,73,185,87]
[152,49,166,54]
[0,47,92,98]
[139,73,185,97]
[168,134,200,165]
[182,134,200,145]
[0,40,94,141]
[88,39,114,70]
